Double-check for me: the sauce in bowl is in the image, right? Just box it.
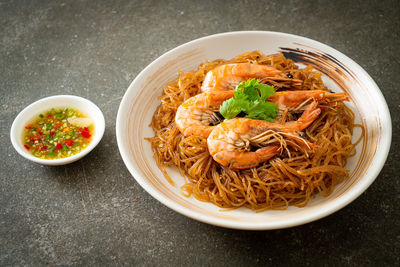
[23,107,94,159]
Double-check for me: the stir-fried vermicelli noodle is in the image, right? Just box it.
[147,51,362,211]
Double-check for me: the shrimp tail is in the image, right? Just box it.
[213,146,280,169]
[285,100,321,132]
[326,92,350,102]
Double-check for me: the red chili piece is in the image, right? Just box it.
[66,140,74,146]
[81,127,91,138]
[41,146,48,150]
[56,144,62,150]
[49,131,55,136]
[24,144,30,150]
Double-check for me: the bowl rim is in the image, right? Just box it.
[10,94,105,166]
[116,31,392,230]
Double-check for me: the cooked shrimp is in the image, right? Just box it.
[175,91,234,138]
[201,63,302,92]
[207,101,321,169]
[269,90,348,124]
[269,90,349,112]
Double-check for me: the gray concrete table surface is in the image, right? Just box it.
[1,0,399,266]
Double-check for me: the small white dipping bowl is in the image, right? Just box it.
[11,95,105,166]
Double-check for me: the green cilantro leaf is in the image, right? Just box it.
[219,78,279,122]
[245,101,279,122]
[257,83,275,101]
[237,79,260,101]
[219,97,248,119]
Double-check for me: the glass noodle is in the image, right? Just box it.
[147,51,362,211]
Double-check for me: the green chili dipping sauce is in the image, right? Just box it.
[23,108,94,159]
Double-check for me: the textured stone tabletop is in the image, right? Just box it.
[1,0,399,265]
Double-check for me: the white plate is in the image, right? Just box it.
[116,31,391,230]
